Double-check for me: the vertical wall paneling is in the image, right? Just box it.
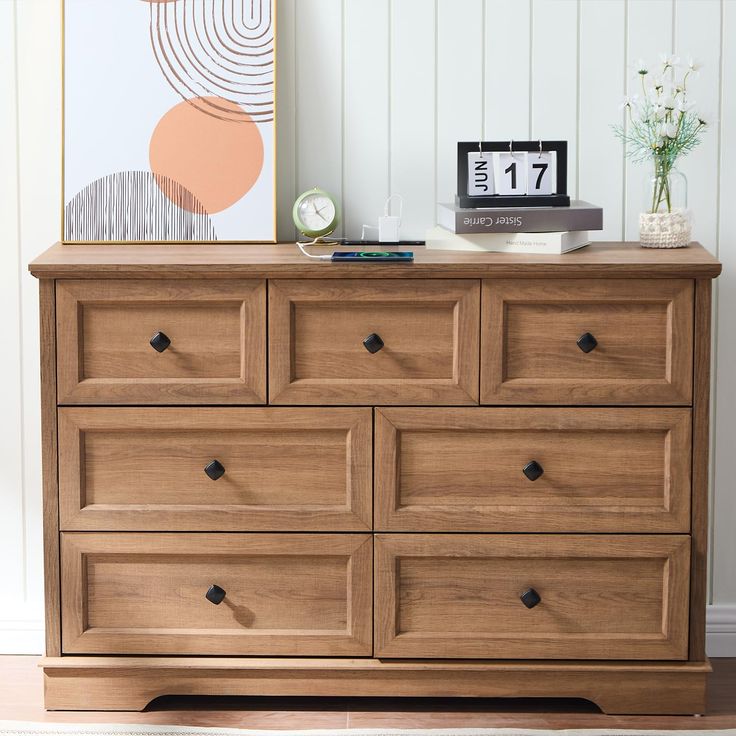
[435,0,484,207]
[484,0,531,141]
[713,0,736,605]
[0,0,25,616]
[529,0,579,199]
[624,0,675,240]
[276,0,297,242]
[343,0,390,240]
[578,0,626,240]
[674,0,721,252]
[294,0,345,237]
[15,0,62,639]
[390,0,436,239]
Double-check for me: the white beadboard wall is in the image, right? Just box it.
[1,0,735,655]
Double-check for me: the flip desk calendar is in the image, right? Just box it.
[457,140,570,208]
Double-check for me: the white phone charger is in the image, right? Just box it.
[361,194,404,243]
[379,215,401,243]
[379,194,403,242]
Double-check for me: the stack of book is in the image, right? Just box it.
[427,200,604,254]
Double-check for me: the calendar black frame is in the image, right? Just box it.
[456,140,570,208]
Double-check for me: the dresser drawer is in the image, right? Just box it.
[61,533,372,656]
[375,407,691,533]
[56,280,266,404]
[59,407,371,531]
[269,279,479,405]
[481,279,693,405]
[375,534,689,660]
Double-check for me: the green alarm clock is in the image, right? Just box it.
[293,188,339,241]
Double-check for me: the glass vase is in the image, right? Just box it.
[639,164,691,248]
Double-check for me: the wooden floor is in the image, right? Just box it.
[0,657,734,730]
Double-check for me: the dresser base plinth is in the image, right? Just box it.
[41,657,710,715]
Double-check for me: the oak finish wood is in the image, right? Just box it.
[690,279,712,661]
[6,655,736,725]
[375,407,692,533]
[269,279,480,405]
[56,279,267,405]
[375,534,690,660]
[29,241,722,713]
[40,657,711,715]
[29,241,722,280]
[481,279,694,405]
[60,533,373,656]
[39,280,61,657]
[58,407,372,531]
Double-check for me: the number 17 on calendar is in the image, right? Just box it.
[468,150,557,196]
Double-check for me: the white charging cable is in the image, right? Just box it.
[297,242,332,260]
[360,224,379,240]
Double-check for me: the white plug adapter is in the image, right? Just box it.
[379,215,400,243]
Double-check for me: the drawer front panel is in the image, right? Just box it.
[61,533,373,656]
[269,280,480,405]
[56,280,266,404]
[375,407,691,533]
[375,534,689,660]
[59,407,372,531]
[480,279,693,405]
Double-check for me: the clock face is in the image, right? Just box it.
[294,190,338,237]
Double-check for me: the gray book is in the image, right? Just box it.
[438,200,603,233]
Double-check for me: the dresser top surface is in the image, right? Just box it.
[29,241,722,279]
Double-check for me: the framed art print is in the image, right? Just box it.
[63,0,276,243]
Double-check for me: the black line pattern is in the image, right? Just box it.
[64,171,218,242]
[149,0,274,123]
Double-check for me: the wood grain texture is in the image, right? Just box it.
[39,279,60,657]
[5,654,736,724]
[374,534,690,661]
[56,280,267,405]
[60,533,372,657]
[40,656,710,714]
[375,407,692,533]
[28,244,722,713]
[269,279,479,405]
[691,279,712,661]
[28,242,722,280]
[481,279,694,405]
[58,407,372,531]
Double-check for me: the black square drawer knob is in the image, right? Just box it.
[522,460,544,482]
[205,584,226,605]
[520,588,542,609]
[150,332,171,353]
[363,333,385,354]
[149,331,171,353]
[577,332,598,353]
[204,459,226,481]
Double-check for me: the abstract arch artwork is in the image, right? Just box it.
[63,0,276,243]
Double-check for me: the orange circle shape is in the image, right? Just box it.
[150,96,264,214]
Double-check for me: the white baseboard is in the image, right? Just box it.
[0,606,734,657]
[0,618,43,655]
[706,603,736,657]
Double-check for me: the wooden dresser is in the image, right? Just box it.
[29,241,721,714]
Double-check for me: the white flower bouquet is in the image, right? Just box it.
[614,55,708,247]
[614,54,707,214]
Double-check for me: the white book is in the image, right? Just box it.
[425,226,591,254]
